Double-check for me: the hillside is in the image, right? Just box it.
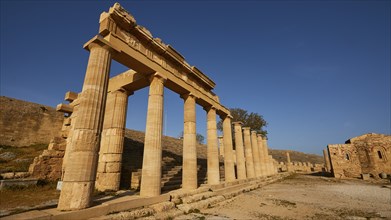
[0,96,63,147]
[269,149,324,165]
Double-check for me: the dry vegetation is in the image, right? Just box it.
[0,144,48,174]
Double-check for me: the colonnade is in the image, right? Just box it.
[57,3,277,211]
[230,122,276,180]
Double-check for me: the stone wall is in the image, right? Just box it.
[328,144,362,178]
[327,133,391,178]
[0,96,63,147]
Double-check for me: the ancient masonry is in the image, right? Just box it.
[324,133,391,178]
[41,3,279,211]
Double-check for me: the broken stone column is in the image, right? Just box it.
[233,122,246,180]
[243,127,255,178]
[222,115,236,182]
[286,152,292,172]
[323,148,331,172]
[182,93,197,190]
[140,73,166,197]
[251,131,262,177]
[206,106,220,185]
[257,134,267,177]
[58,38,115,210]
[96,88,130,191]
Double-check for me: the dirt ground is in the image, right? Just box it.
[176,174,391,220]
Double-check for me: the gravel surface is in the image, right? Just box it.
[176,174,391,220]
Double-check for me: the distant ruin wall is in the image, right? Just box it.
[328,133,391,178]
[0,96,64,147]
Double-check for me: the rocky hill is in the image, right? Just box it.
[0,96,63,147]
[269,149,324,165]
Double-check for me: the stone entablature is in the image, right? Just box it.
[99,3,229,116]
[326,133,391,178]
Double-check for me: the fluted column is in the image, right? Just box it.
[233,122,246,180]
[182,93,197,190]
[140,73,166,197]
[242,127,255,178]
[222,115,236,182]
[58,39,113,210]
[257,134,267,177]
[206,106,219,185]
[323,148,331,172]
[262,137,271,176]
[96,88,130,191]
[218,136,224,157]
[251,131,262,177]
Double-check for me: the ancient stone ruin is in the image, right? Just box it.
[324,133,391,178]
[38,3,279,211]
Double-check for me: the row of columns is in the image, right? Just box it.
[231,122,276,180]
[57,39,276,211]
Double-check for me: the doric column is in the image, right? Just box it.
[242,127,255,178]
[233,122,246,180]
[323,148,331,172]
[257,134,267,177]
[140,73,166,197]
[182,93,197,190]
[205,106,219,185]
[96,88,131,191]
[222,115,236,182]
[251,131,262,177]
[58,38,114,210]
[262,137,271,176]
[218,136,224,157]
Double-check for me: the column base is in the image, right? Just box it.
[57,181,94,211]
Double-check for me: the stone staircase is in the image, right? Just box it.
[96,173,290,220]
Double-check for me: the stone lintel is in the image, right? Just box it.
[83,35,121,53]
[65,91,78,102]
[56,103,73,113]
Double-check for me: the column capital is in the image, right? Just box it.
[251,130,257,135]
[180,92,197,101]
[242,127,251,131]
[83,35,120,53]
[149,72,167,83]
[203,105,216,112]
[114,87,134,96]
[232,121,243,126]
[257,134,263,138]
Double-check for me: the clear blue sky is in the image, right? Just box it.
[1,1,390,155]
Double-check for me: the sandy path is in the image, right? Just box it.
[176,174,391,220]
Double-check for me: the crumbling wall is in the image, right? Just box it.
[0,96,63,147]
[328,144,362,178]
[350,134,391,176]
[328,133,391,178]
